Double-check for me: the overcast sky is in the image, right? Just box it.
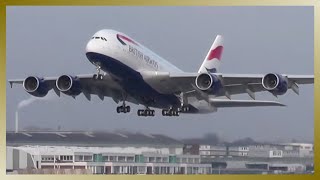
[6,6,314,142]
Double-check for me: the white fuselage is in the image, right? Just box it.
[86,29,182,74]
[85,29,214,113]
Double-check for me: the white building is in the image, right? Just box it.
[248,144,302,158]
[6,131,211,174]
[282,143,313,157]
[228,146,249,157]
[199,145,227,157]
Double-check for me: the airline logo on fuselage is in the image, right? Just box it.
[117,34,139,46]
[116,34,158,69]
[129,45,158,70]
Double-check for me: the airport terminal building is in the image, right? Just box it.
[7,131,313,174]
[6,131,211,174]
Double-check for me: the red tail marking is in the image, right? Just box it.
[207,46,223,61]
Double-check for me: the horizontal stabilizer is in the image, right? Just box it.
[209,99,285,108]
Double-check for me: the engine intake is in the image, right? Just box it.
[56,75,81,96]
[195,73,222,94]
[262,73,288,95]
[23,76,49,97]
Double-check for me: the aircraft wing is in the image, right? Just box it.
[147,72,313,99]
[209,99,285,108]
[8,74,139,104]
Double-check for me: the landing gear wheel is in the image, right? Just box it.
[137,109,155,117]
[93,73,103,80]
[162,110,167,116]
[116,105,131,114]
[126,106,130,113]
[137,110,142,116]
[143,110,148,117]
[180,105,190,113]
[162,108,179,117]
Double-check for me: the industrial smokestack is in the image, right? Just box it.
[15,111,18,133]
[14,91,57,133]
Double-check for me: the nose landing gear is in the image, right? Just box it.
[93,65,104,80]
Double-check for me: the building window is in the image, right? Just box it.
[127,156,134,162]
[182,158,187,163]
[102,156,109,162]
[83,155,93,162]
[118,156,125,162]
[109,156,116,162]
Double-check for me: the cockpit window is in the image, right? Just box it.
[92,36,107,41]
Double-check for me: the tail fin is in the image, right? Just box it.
[198,35,224,73]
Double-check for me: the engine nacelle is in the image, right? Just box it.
[195,73,222,94]
[23,76,49,97]
[56,75,82,96]
[262,73,288,95]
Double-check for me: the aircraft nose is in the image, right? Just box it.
[85,39,96,53]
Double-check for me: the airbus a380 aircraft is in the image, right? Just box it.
[9,29,314,117]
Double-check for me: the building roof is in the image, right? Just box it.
[6,131,183,147]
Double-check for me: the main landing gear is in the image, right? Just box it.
[161,105,190,116]
[180,105,190,112]
[162,108,180,116]
[116,93,130,113]
[137,108,155,117]
[116,105,130,113]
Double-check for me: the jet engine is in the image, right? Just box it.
[56,75,82,96]
[23,76,49,97]
[262,73,288,95]
[195,73,222,95]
